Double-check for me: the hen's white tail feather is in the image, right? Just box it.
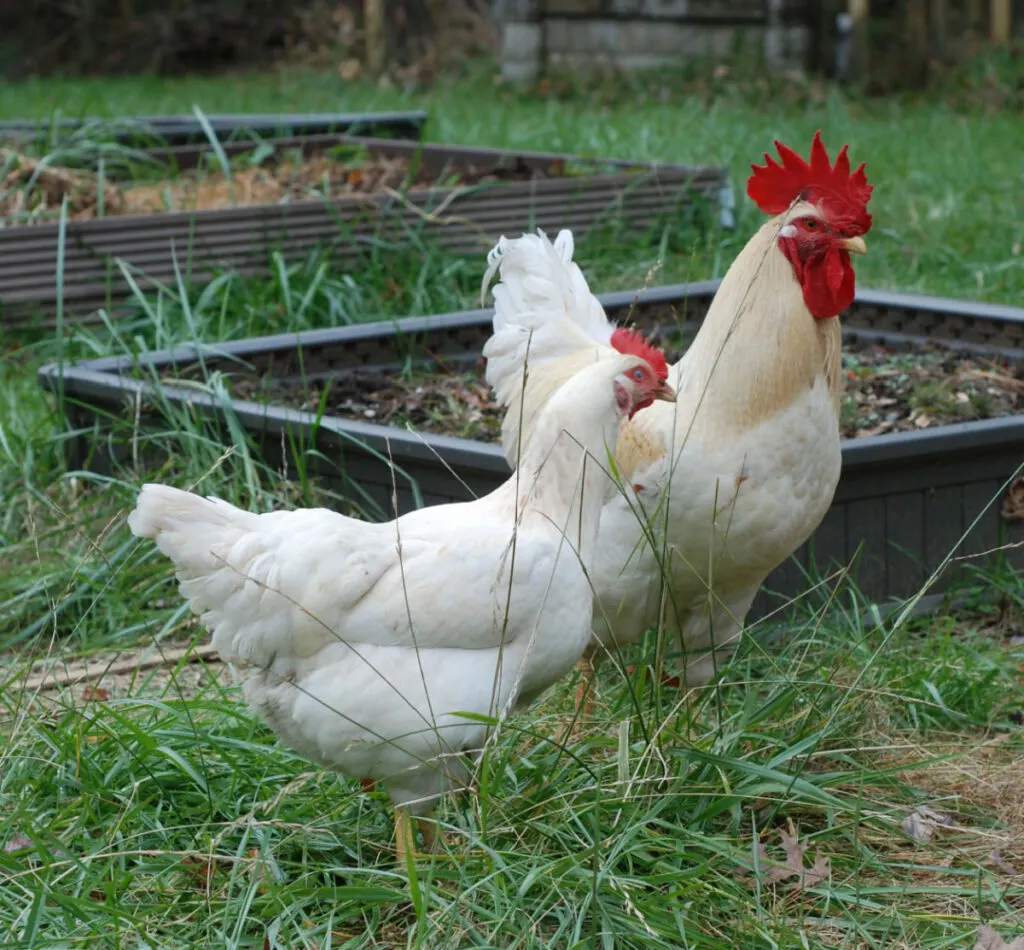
[128,483,358,674]
[481,228,616,464]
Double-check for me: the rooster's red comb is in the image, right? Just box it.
[746,130,873,236]
[610,327,669,381]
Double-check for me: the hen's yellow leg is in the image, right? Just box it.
[395,808,441,863]
[575,654,597,720]
[394,808,416,865]
[555,654,597,744]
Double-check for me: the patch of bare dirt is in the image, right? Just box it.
[0,146,553,223]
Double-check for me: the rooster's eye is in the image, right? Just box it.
[803,218,819,230]
[633,368,644,380]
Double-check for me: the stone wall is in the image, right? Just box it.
[500,0,811,80]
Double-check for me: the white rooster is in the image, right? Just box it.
[128,351,673,861]
[481,131,874,719]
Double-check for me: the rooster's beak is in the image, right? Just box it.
[651,380,676,403]
[840,236,867,255]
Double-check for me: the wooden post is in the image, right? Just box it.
[849,0,870,82]
[990,0,1011,45]
[966,0,983,35]
[905,0,928,86]
[364,0,386,77]
[929,0,947,60]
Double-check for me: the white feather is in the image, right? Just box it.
[481,228,620,464]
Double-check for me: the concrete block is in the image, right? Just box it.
[764,23,809,70]
[544,19,570,51]
[501,58,541,81]
[609,0,644,15]
[637,0,689,18]
[546,0,600,13]
[548,51,621,74]
[622,21,698,56]
[547,19,624,54]
[502,22,542,61]
[616,53,679,70]
[686,0,763,20]
[497,0,538,20]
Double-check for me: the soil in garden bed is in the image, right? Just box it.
[0,143,563,224]
[224,340,1023,443]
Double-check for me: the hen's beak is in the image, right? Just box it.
[840,235,867,255]
[651,379,676,403]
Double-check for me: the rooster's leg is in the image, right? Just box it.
[417,813,438,853]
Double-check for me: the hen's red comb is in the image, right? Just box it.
[610,327,669,381]
[747,130,873,235]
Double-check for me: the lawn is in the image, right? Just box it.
[1,60,1023,949]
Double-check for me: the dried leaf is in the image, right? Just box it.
[975,924,1024,950]
[901,805,953,842]
[338,58,361,81]
[984,849,1018,876]
[1002,476,1024,522]
[81,686,110,702]
[180,854,215,890]
[3,833,32,854]
[739,820,831,890]
[803,853,832,887]
[775,827,807,881]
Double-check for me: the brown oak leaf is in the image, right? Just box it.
[901,805,953,842]
[975,924,1024,950]
[740,820,831,890]
[984,849,1018,876]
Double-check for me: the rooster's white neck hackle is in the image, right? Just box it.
[679,202,843,436]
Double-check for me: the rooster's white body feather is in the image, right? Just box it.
[482,224,843,686]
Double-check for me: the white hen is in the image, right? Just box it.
[128,352,673,861]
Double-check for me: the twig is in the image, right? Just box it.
[17,643,220,694]
[377,185,494,243]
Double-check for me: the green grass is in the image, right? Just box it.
[1,61,1023,949]
[3,60,1023,301]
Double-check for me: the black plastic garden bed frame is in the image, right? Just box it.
[38,281,1024,613]
[0,111,429,147]
[0,136,727,329]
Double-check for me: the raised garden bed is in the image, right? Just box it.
[39,282,1024,614]
[0,136,727,328]
[0,111,428,148]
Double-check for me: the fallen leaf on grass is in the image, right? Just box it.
[901,805,953,842]
[975,924,1024,950]
[3,833,32,854]
[984,848,1018,876]
[338,58,361,81]
[180,854,215,890]
[737,819,831,889]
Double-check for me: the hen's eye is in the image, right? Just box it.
[633,368,644,380]
[803,218,819,230]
